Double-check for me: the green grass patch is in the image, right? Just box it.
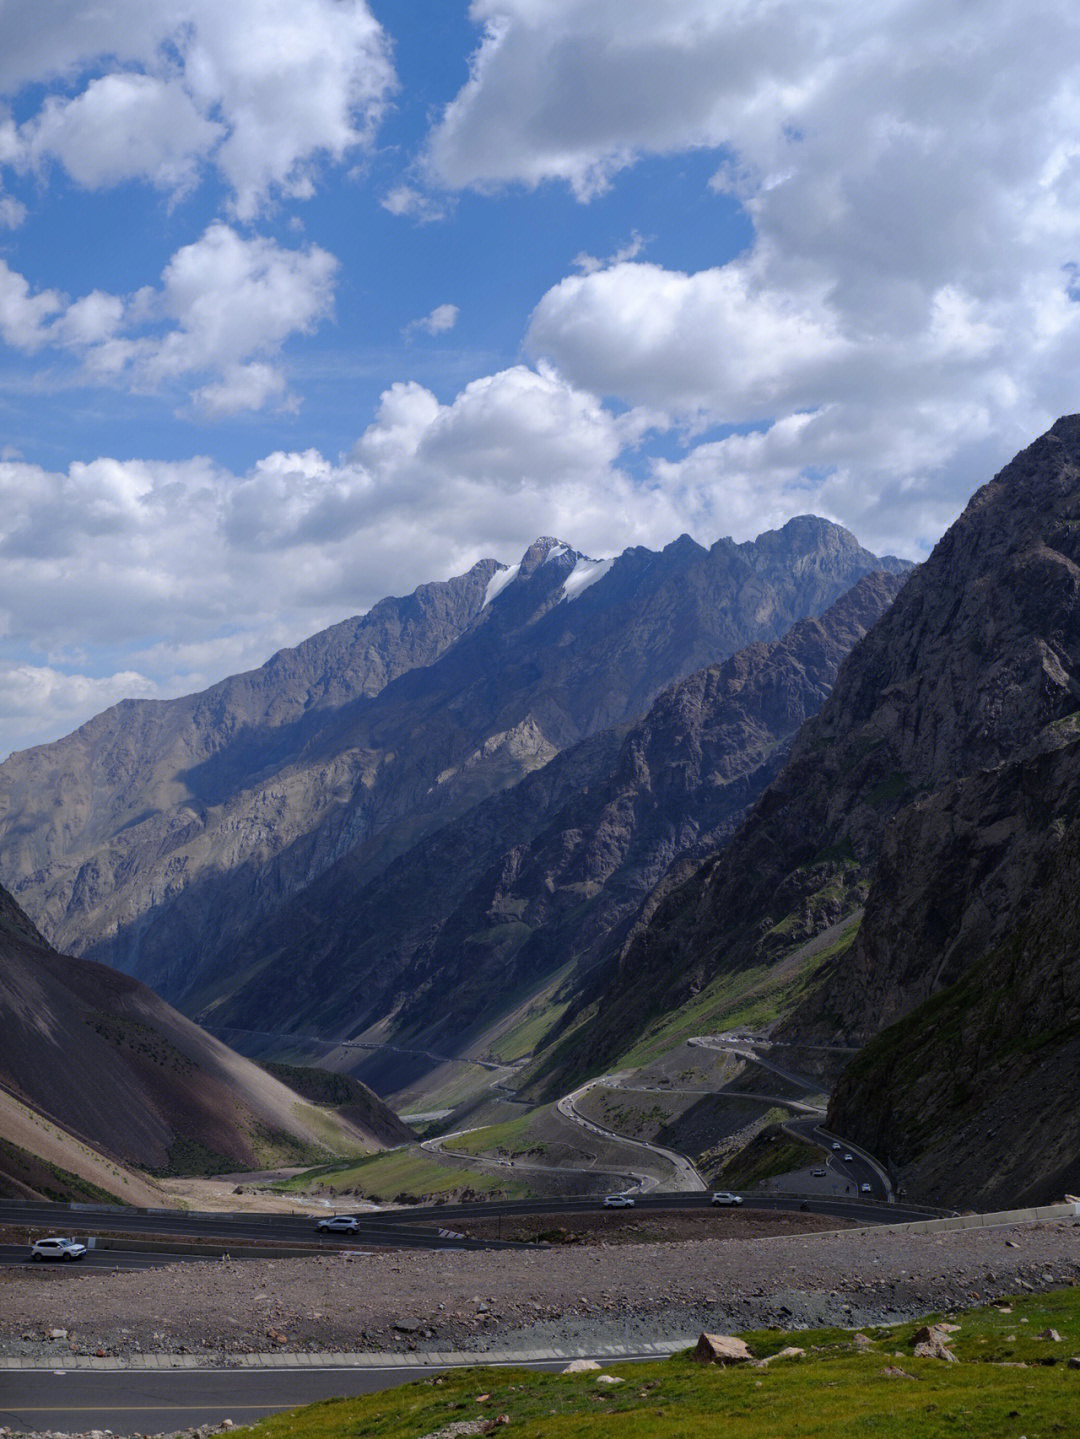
[615,920,860,1072]
[0,1135,129,1205]
[273,1145,530,1203]
[241,1287,1080,1439]
[711,1123,820,1188]
[446,1113,546,1159]
[486,998,571,1064]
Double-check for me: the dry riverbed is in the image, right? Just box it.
[2,1219,1078,1362]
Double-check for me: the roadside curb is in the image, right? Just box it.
[0,1339,690,1372]
[845,1200,1080,1238]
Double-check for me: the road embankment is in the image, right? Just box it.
[2,1211,1078,1365]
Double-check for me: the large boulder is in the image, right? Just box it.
[693,1333,754,1365]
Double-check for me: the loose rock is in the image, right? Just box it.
[694,1332,754,1365]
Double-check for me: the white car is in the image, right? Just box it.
[710,1191,743,1206]
[844,1153,854,1163]
[30,1236,86,1262]
[316,1215,361,1233]
[832,1142,842,1151]
[602,1194,635,1208]
[860,1182,873,1194]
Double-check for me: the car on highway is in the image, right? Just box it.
[832,1142,842,1151]
[843,1153,854,1162]
[602,1194,635,1208]
[860,1182,873,1194]
[30,1236,86,1262]
[710,1191,743,1206]
[315,1215,361,1233]
[811,1167,827,1177]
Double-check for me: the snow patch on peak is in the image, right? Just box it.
[483,564,520,607]
[542,543,570,564]
[562,555,614,602]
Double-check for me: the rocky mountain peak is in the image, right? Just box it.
[517,536,583,576]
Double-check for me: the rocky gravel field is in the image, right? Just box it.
[1,1218,1078,1363]
[451,1206,853,1245]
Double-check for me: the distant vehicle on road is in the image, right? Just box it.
[860,1182,873,1194]
[832,1142,842,1151]
[316,1215,361,1232]
[602,1194,635,1208]
[843,1153,854,1163]
[30,1237,86,1262]
[710,1191,743,1206]
[811,1167,827,1177]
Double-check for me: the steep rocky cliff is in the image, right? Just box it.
[207,569,906,1052]
[827,738,1080,1207]
[539,417,1080,1205]
[0,519,905,1015]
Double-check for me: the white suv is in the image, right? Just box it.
[30,1237,87,1262]
[710,1191,743,1206]
[316,1215,361,1233]
[602,1194,635,1208]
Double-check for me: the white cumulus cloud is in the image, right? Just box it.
[0,224,338,414]
[420,0,1080,550]
[1,0,395,216]
[403,303,460,339]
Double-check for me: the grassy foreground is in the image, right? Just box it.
[243,1287,1079,1438]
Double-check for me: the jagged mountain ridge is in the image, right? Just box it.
[0,882,406,1198]
[538,417,1080,1205]
[206,569,907,1060]
[0,518,907,1013]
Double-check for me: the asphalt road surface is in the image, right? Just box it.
[0,1357,664,1432]
[0,1189,944,1274]
[782,1118,895,1203]
[0,1244,211,1272]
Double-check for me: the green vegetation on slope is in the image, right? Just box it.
[709,1122,822,1188]
[242,1286,1080,1439]
[258,1061,366,1107]
[484,995,571,1064]
[274,1146,530,1203]
[615,919,861,1072]
[446,1113,546,1159]
[0,1135,130,1204]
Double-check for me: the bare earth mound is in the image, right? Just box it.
[449,1205,854,1245]
[0,885,401,1197]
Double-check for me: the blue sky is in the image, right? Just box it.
[2,0,1080,755]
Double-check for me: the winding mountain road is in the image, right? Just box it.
[689,1035,894,1202]
[555,1080,707,1193]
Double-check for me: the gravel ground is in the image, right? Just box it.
[2,1218,1078,1363]
[455,1207,853,1244]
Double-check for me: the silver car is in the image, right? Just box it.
[30,1236,86,1262]
[316,1215,361,1233]
[602,1194,635,1208]
[710,1191,743,1206]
